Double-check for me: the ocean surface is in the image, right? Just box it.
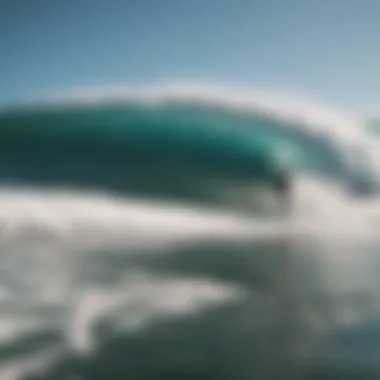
[1,83,380,379]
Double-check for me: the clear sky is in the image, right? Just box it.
[1,0,380,114]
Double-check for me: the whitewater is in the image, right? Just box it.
[1,82,380,379]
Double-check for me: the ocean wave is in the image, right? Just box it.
[1,82,379,209]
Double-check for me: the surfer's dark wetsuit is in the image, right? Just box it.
[273,169,292,216]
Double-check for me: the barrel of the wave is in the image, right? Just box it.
[0,103,281,211]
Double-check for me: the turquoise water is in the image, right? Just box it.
[0,101,349,204]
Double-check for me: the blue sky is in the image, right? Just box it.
[1,0,380,114]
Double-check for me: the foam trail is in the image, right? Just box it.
[69,272,246,353]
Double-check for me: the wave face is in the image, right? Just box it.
[1,84,380,379]
[1,84,375,208]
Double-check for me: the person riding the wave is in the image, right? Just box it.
[272,148,294,216]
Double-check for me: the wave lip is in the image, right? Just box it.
[51,81,361,138]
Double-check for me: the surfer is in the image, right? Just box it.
[273,167,292,217]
